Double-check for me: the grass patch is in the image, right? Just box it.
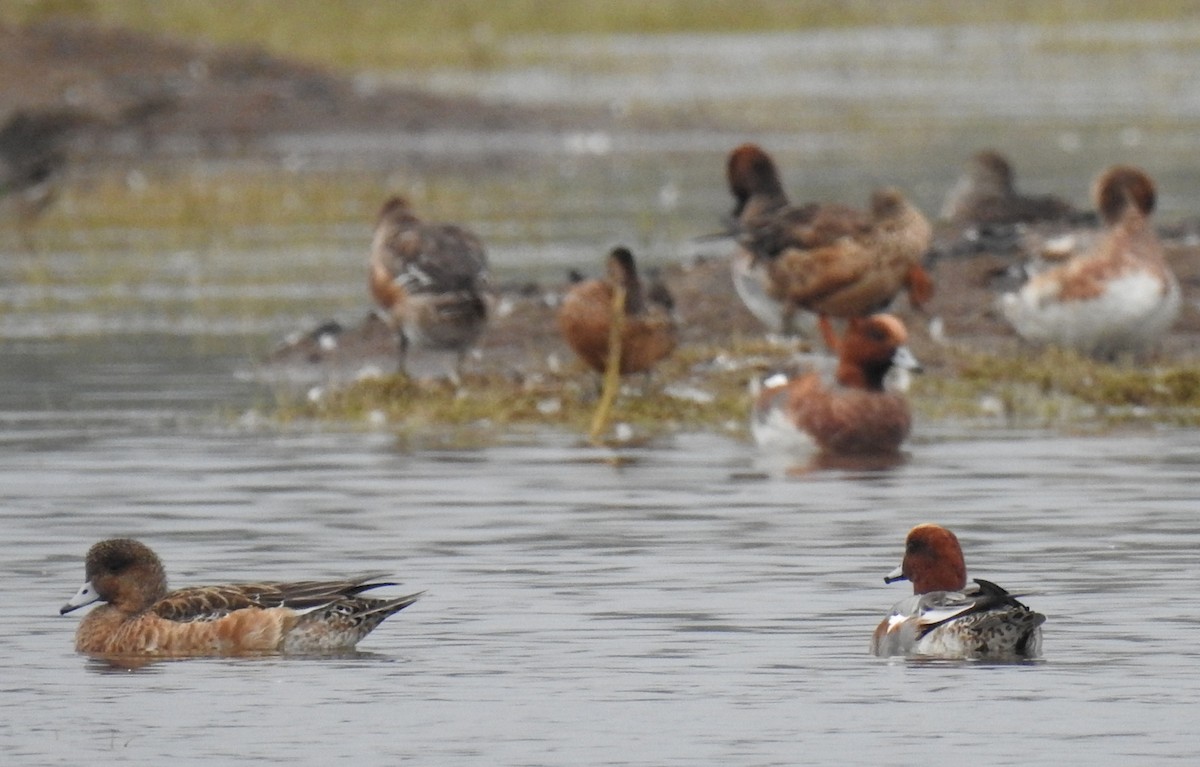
[270,336,772,443]
[267,333,1200,445]
[916,346,1200,429]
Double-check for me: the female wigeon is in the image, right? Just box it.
[725,144,935,347]
[871,524,1045,660]
[1000,165,1180,359]
[751,313,920,455]
[61,539,421,657]
[940,150,1078,227]
[368,195,490,381]
[557,246,677,376]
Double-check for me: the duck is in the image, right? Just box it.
[0,109,90,248]
[557,246,677,376]
[725,144,934,347]
[940,150,1079,227]
[368,195,490,381]
[751,313,920,455]
[724,143,826,337]
[871,523,1045,660]
[999,165,1180,359]
[60,539,421,657]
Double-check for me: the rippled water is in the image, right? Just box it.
[4,342,1200,764]
[5,21,1200,766]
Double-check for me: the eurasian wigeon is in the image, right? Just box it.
[557,246,677,376]
[871,524,1045,660]
[751,313,920,455]
[940,150,1078,227]
[725,144,935,347]
[61,539,421,657]
[1000,165,1180,359]
[368,195,490,381]
[724,143,825,337]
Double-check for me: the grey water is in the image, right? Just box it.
[4,21,1200,766]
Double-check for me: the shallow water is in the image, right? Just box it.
[4,340,1200,764]
[5,21,1200,766]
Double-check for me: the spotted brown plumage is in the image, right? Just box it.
[725,144,933,345]
[368,196,490,380]
[940,149,1079,227]
[61,539,421,656]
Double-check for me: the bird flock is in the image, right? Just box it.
[61,145,1183,662]
[364,143,1181,459]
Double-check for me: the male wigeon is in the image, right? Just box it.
[751,313,920,455]
[557,246,677,376]
[724,143,824,336]
[61,539,421,657]
[1000,165,1180,359]
[368,195,490,381]
[871,524,1045,660]
[940,150,1078,227]
[725,144,934,347]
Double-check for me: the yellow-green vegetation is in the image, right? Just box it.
[30,167,509,246]
[272,338,766,443]
[270,339,1200,444]
[3,0,1194,72]
[915,346,1200,430]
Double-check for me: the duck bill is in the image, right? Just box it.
[60,580,99,615]
[883,565,908,584]
[891,345,922,372]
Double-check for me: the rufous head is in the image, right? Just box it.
[726,143,786,214]
[838,314,921,391]
[1092,165,1156,224]
[883,523,968,594]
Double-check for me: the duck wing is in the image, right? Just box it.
[152,573,398,622]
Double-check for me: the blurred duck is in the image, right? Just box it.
[940,149,1078,227]
[0,109,87,247]
[557,246,677,377]
[751,313,920,455]
[724,144,823,337]
[61,539,421,657]
[871,524,1045,660]
[725,144,934,347]
[368,196,490,381]
[1000,165,1180,359]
